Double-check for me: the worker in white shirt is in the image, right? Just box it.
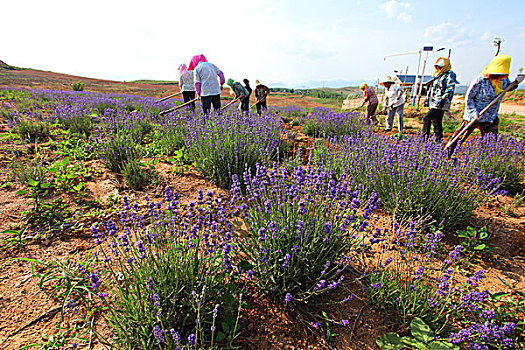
[380,76,404,133]
[188,54,225,115]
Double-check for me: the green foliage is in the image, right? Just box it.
[377,318,459,350]
[11,156,47,187]
[72,81,85,91]
[147,124,186,156]
[17,120,50,141]
[442,116,461,134]
[122,160,151,190]
[47,156,89,196]
[456,226,495,260]
[16,254,99,321]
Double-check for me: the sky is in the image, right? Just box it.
[1,0,525,87]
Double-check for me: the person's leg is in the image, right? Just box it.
[479,118,499,138]
[422,109,434,138]
[241,97,249,112]
[184,91,196,111]
[201,95,212,115]
[432,110,444,142]
[211,94,221,113]
[182,91,191,103]
[262,100,267,111]
[256,103,262,116]
[368,103,378,125]
[386,107,394,131]
[396,104,404,133]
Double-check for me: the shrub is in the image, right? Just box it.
[90,190,243,349]
[231,164,380,303]
[457,134,525,193]
[11,156,47,186]
[92,131,143,173]
[301,108,371,139]
[365,224,489,334]
[312,133,500,231]
[72,81,85,91]
[122,160,150,190]
[184,111,283,189]
[16,120,50,141]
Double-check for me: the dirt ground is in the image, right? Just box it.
[1,68,524,350]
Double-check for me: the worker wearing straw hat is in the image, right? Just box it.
[226,78,250,112]
[178,63,196,111]
[188,54,225,115]
[422,57,458,142]
[380,76,404,133]
[359,83,379,125]
[450,55,517,151]
[254,80,271,116]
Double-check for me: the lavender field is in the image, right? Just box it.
[1,87,524,350]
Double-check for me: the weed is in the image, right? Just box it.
[17,120,50,141]
[72,81,85,92]
[122,160,150,190]
[377,317,458,350]
[456,226,496,260]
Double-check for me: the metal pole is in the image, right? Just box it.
[412,49,422,106]
[416,51,429,109]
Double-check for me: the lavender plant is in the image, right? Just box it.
[184,111,283,189]
[231,164,380,303]
[90,189,243,349]
[301,108,371,139]
[456,134,525,193]
[312,133,501,231]
[365,223,490,334]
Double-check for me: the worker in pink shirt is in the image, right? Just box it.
[188,54,225,115]
[358,83,379,125]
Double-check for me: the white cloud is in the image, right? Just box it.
[397,12,412,23]
[378,0,413,22]
[424,22,472,47]
[481,32,489,40]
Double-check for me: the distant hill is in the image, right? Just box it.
[0,60,7,66]
[268,80,373,89]
[267,82,289,88]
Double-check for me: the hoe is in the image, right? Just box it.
[445,74,525,152]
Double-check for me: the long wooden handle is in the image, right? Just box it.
[160,98,198,115]
[445,80,518,150]
[221,96,241,110]
[250,94,267,109]
[158,91,183,102]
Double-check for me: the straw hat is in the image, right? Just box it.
[379,76,396,86]
[255,79,262,85]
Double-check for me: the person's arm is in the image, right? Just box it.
[503,77,518,92]
[217,70,225,86]
[194,70,201,96]
[440,73,457,107]
[179,75,184,91]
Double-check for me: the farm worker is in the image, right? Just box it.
[358,83,379,125]
[188,54,226,115]
[226,78,250,112]
[178,63,196,111]
[449,55,521,153]
[380,76,404,133]
[241,78,252,113]
[254,79,271,116]
[422,57,458,142]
